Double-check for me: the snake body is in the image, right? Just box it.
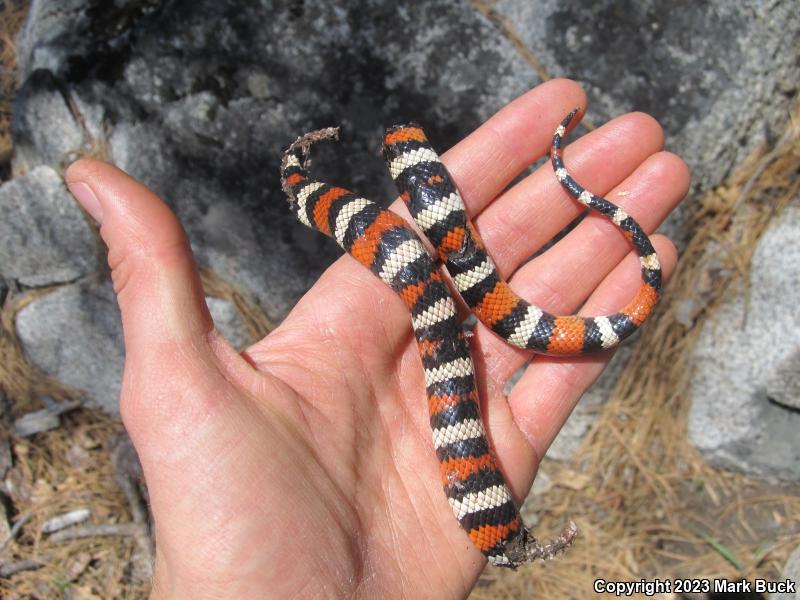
[280,110,661,568]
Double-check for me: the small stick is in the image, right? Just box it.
[108,433,154,567]
[0,513,31,557]
[0,554,51,578]
[48,523,139,543]
[42,508,90,534]
[116,475,154,567]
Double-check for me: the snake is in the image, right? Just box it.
[280,109,661,569]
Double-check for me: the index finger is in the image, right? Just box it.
[388,79,586,218]
[441,78,586,213]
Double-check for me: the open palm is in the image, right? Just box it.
[65,80,687,599]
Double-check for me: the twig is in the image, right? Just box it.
[0,512,30,557]
[116,469,155,567]
[108,433,154,566]
[41,508,90,534]
[118,472,147,527]
[48,523,139,543]
[0,554,51,578]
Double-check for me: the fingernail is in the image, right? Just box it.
[68,181,103,223]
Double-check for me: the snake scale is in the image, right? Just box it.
[280,110,661,568]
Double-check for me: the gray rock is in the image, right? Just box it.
[15,0,88,80]
[207,297,251,349]
[767,351,800,411]
[16,281,124,414]
[773,544,800,599]
[16,0,798,199]
[103,117,305,314]
[15,0,161,81]
[492,0,799,196]
[0,166,96,287]
[689,199,800,482]
[11,70,106,174]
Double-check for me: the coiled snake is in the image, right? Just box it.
[280,110,661,569]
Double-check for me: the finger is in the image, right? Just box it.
[473,112,665,277]
[440,79,587,211]
[65,159,213,358]
[388,79,586,220]
[473,150,690,384]
[507,234,678,462]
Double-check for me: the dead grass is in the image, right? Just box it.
[199,267,275,344]
[472,103,800,598]
[471,0,597,132]
[0,411,150,598]
[0,0,26,174]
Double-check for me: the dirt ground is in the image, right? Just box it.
[1,2,799,598]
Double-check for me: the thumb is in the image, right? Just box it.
[65,158,213,359]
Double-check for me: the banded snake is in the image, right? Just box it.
[280,110,661,568]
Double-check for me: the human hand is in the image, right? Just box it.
[65,79,687,599]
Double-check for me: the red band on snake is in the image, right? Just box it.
[280,111,660,568]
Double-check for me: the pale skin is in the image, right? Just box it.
[65,80,688,599]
